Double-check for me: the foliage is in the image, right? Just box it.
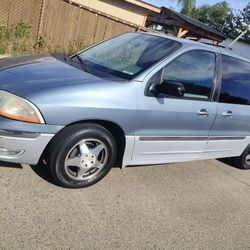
[175,0,250,41]
[177,0,196,16]
[235,3,250,40]
[0,22,87,55]
[66,40,87,55]
[196,2,250,40]
[0,23,33,55]
[195,2,234,35]
[242,3,250,24]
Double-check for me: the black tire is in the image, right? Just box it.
[234,145,250,170]
[47,123,117,188]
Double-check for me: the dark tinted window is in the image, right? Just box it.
[219,55,250,105]
[163,50,216,100]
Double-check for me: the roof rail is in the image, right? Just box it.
[199,42,232,50]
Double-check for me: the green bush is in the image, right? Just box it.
[0,22,87,55]
[0,23,33,55]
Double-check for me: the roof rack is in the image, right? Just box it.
[199,41,232,50]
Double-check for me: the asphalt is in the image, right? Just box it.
[1,159,250,249]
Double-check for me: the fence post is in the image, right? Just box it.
[36,0,46,49]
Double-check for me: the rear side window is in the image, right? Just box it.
[219,55,250,105]
[163,50,216,100]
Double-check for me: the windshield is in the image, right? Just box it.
[78,33,181,80]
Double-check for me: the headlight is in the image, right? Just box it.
[0,90,44,124]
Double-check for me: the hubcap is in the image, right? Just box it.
[246,154,250,165]
[64,139,108,181]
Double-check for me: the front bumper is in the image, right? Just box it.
[0,130,54,165]
[0,116,64,165]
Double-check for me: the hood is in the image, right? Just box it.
[0,54,103,98]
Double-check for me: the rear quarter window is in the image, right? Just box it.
[219,55,250,105]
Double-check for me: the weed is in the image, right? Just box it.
[0,23,87,56]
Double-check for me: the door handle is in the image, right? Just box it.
[222,111,233,118]
[197,109,209,117]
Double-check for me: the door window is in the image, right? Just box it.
[162,50,216,100]
[219,55,250,105]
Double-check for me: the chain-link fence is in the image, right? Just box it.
[0,0,144,53]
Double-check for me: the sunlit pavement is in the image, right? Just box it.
[1,159,250,249]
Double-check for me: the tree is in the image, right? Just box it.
[174,0,250,41]
[195,2,234,35]
[241,3,250,24]
[191,1,250,40]
[238,3,250,40]
[177,0,196,16]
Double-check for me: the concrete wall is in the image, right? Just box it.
[73,0,148,26]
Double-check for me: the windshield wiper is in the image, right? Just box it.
[75,54,90,73]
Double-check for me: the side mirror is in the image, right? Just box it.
[156,80,185,97]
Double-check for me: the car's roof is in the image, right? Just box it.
[139,32,250,63]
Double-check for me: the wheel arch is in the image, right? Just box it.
[42,119,126,168]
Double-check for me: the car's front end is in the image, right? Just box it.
[0,32,183,187]
[0,54,84,165]
[0,90,63,164]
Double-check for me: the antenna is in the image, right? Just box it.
[229,26,249,48]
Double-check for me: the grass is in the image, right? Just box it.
[0,22,87,56]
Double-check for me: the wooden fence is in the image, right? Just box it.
[0,0,145,47]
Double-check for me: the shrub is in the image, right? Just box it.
[0,23,87,56]
[0,23,34,55]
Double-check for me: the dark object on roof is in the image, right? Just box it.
[147,7,227,43]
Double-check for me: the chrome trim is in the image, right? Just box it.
[139,150,202,155]
[139,136,246,141]
[139,136,208,141]
[0,130,40,139]
[208,136,246,141]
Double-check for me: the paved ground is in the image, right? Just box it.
[0,55,9,59]
[1,159,250,249]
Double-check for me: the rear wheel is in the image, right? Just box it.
[234,145,250,170]
[47,123,117,188]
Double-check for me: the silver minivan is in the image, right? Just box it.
[0,32,250,188]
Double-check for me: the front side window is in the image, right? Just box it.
[162,50,216,100]
[79,33,181,80]
[219,55,250,105]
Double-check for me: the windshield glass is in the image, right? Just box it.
[78,33,181,80]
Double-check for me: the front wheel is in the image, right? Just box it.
[47,123,117,188]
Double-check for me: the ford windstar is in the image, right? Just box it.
[0,32,250,188]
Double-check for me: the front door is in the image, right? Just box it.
[133,49,218,165]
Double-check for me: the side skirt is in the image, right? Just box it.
[121,135,249,168]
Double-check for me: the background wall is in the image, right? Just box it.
[73,0,148,26]
[222,39,250,59]
[0,0,143,48]
[200,38,250,59]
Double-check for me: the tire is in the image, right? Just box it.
[47,123,117,188]
[234,145,250,170]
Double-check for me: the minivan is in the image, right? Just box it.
[0,32,250,188]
